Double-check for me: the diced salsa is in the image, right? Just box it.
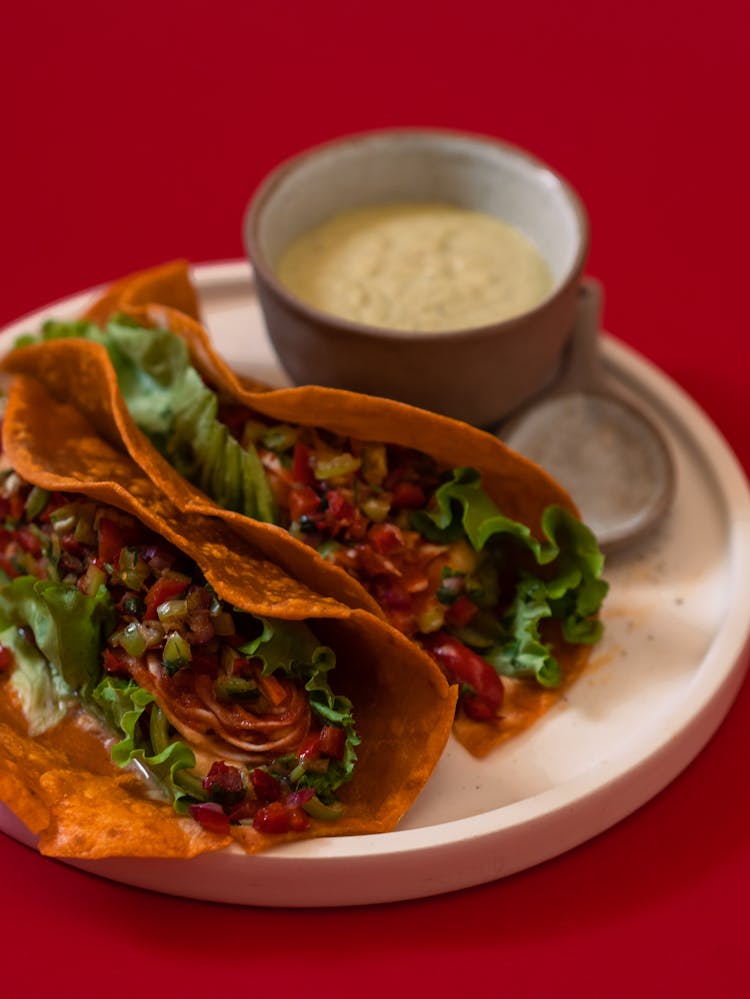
[0,453,355,832]
[16,319,605,729]
[224,414,555,720]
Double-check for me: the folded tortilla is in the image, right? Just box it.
[2,261,607,757]
[0,376,456,858]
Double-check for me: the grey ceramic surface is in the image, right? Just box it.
[502,280,676,549]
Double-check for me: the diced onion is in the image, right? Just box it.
[360,493,392,523]
[261,424,299,452]
[78,562,107,597]
[302,795,344,822]
[416,603,446,634]
[24,486,50,520]
[361,443,388,486]
[156,599,188,624]
[314,453,362,481]
[119,622,148,658]
[162,631,192,672]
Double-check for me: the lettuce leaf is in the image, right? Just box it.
[482,576,562,687]
[21,317,277,523]
[91,676,200,809]
[238,617,359,801]
[411,467,608,687]
[0,576,117,732]
[0,622,73,735]
[0,574,197,804]
[0,565,356,806]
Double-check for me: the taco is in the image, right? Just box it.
[3,261,608,757]
[0,376,456,858]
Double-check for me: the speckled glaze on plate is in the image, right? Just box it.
[1,261,749,907]
[502,279,676,549]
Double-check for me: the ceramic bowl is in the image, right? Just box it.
[243,128,589,427]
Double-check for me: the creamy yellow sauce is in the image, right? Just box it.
[274,202,553,332]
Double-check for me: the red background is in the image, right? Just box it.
[2,2,749,995]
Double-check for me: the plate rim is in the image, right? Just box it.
[1,259,749,903]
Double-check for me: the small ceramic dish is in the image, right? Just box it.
[243,128,589,427]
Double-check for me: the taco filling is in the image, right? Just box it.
[9,291,608,742]
[227,424,606,720]
[0,461,359,837]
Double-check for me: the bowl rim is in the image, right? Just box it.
[242,126,590,343]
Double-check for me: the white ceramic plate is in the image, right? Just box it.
[1,261,749,907]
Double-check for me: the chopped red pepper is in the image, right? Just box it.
[391,482,426,510]
[318,724,346,760]
[253,800,310,834]
[297,731,321,761]
[445,595,479,629]
[327,490,356,522]
[98,517,147,564]
[345,508,369,542]
[15,526,42,557]
[202,761,245,806]
[291,441,315,486]
[298,727,346,763]
[253,800,288,833]
[322,491,369,541]
[422,631,503,718]
[102,648,130,676]
[287,806,312,831]
[0,644,15,672]
[461,692,498,720]
[226,798,260,823]
[189,802,232,836]
[288,484,320,522]
[368,522,404,555]
[97,517,125,565]
[60,533,86,557]
[143,576,190,620]
[250,767,282,803]
[0,555,20,580]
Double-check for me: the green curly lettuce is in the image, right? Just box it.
[0,575,197,804]
[91,676,201,810]
[0,622,73,736]
[237,617,359,802]
[411,466,609,688]
[17,316,276,523]
[0,575,117,732]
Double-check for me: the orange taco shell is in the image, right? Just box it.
[0,376,457,859]
[1,262,597,757]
